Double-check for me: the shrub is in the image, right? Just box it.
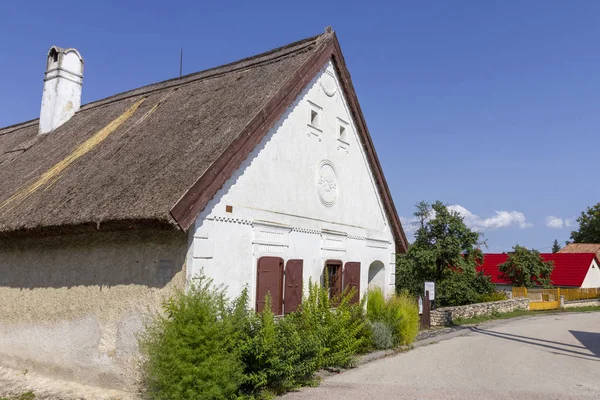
[370,322,393,349]
[366,288,419,346]
[237,294,320,397]
[138,275,244,400]
[477,291,507,303]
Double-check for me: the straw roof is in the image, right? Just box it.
[0,30,408,252]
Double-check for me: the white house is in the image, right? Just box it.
[0,28,407,390]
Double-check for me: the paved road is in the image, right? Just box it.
[283,313,600,400]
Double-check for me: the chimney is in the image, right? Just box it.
[39,46,84,134]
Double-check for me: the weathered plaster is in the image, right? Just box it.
[0,230,187,390]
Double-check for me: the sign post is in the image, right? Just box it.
[425,281,435,309]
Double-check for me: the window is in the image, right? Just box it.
[311,110,319,127]
[324,260,343,300]
[307,101,322,129]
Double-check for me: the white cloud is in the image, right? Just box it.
[401,204,532,236]
[448,205,532,230]
[545,216,577,229]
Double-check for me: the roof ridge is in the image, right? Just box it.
[0,32,328,134]
[0,118,39,136]
[81,33,325,111]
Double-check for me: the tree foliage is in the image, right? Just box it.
[551,239,561,253]
[498,245,554,288]
[396,201,495,307]
[570,203,600,243]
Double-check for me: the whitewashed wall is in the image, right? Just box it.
[581,259,600,288]
[188,60,398,305]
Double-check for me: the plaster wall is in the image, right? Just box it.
[39,49,83,134]
[0,230,187,390]
[580,259,600,288]
[189,60,397,305]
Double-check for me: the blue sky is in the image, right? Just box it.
[1,1,599,252]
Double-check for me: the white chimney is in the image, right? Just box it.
[39,46,84,134]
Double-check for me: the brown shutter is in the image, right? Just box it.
[284,260,303,314]
[343,262,361,304]
[256,257,284,314]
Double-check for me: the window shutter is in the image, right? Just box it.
[256,257,284,314]
[343,262,361,304]
[284,260,303,314]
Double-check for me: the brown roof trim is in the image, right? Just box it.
[170,32,408,254]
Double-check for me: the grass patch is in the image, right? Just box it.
[563,305,600,313]
[0,392,35,400]
[452,305,600,325]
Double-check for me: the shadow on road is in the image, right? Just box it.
[470,327,600,361]
[569,331,600,357]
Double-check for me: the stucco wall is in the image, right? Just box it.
[430,299,530,326]
[188,60,397,305]
[0,230,187,391]
[581,259,600,288]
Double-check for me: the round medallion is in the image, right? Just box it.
[319,73,337,97]
[316,161,338,207]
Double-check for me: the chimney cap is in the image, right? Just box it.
[47,46,84,63]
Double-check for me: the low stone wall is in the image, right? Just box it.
[563,299,600,309]
[430,298,530,326]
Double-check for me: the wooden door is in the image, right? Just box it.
[256,257,284,314]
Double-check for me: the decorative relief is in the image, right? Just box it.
[316,160,338,207]
[319,72,337,97]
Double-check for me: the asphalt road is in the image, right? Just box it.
[283,312,600,400]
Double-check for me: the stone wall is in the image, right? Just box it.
[563,299,600,309]
[430,298,530,326]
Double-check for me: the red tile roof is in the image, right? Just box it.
[477,253,597,287]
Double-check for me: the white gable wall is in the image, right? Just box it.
[188,60,397,305]
[581,259,600,288]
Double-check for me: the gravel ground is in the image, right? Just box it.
[283,312,600,400]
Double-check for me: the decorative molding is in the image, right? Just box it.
[319,72,337,97]
[292,227,321,235]
[316,160,338,207]
[366,237,391,249]
[211,216,252,225]
[347,234,366,241]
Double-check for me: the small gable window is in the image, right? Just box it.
[307,100,322,129]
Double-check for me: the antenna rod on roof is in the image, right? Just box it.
[180,48,183,77]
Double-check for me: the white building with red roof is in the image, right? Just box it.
[477,253,600,289]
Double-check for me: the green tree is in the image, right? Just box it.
[396,201,495,306]
[570,203,600,243]
[498,245,554,288]
[551,239,561,253]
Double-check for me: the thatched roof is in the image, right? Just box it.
[0,30,408,252]
[559,243,600,260]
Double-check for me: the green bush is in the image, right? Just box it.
[294,279,369,369]
[140,275,373,399]
[477,291,507,303]
[236,294,320,397]
[366,288,419,346]
[370,321,393,349]
[138,276,244,400]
